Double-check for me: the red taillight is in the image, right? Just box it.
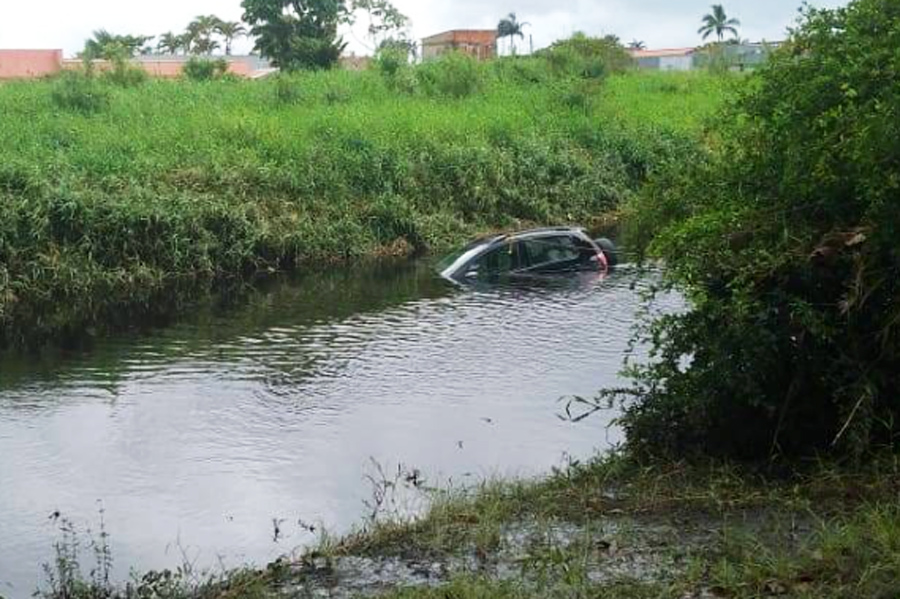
[589,251,609,271]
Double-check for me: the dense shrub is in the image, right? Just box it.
[50,71,110,113]
[183,58,229,81]
[539,33,633,80]
[374,45,417,94]
[621,0,900,461]
[416,52,484,98]
[102,59,148,88]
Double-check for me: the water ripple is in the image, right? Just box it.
[0,263,680,596]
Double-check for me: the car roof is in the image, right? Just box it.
[484,226,587,247]
[508,226,586,238]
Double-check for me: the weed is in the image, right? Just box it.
[272,76,303,105]
[102,60,148,88]
[416,52,484,98]
[0,69,728,345]
[37,510,274,599]
[182,58,229,82]
[50,71,109,114]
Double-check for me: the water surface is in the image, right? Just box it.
[0,261,672,597]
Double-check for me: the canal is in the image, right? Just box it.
[0,260,675,597]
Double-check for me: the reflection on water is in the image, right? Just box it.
[0,261,675,597]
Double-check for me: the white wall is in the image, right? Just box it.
[659,55,693,71]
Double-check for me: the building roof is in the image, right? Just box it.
[422,30,497,44]
[630,47,695,58]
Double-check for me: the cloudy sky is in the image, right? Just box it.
[1,0,849,58]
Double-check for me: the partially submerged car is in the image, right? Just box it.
[437,227,618,284]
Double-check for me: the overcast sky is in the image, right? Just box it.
[1,0,849,58]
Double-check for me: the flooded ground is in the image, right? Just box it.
[0,260,676,597]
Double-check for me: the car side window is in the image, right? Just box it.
[522,236,580,267]
[466,242,522,277]
[573,236,600,264]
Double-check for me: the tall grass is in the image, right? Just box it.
[0,67,729,344]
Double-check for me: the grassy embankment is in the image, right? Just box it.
[323,456,900,599]
[36,454,900,599]
[0,68,723,346]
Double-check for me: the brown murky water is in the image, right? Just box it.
[0,260,676,597]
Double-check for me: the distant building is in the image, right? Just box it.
[0,49,272,79]
[630,42,784,72]
[630,48,695,71]
[697,41,784,71]
[421,30,497,61]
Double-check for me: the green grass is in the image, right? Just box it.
[598,70,738,135]
[0,67,729,345]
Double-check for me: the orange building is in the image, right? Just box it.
[422,30,497,61]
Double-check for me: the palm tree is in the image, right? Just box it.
[192,37,221,55]
[628,39,646,50]
[497,12,529,56]
[216,21,247,55]
[157,32,181,55]
[175,33,193,55]
[698,4,741,42]
[187,15,224,55]
[83,30,153,60]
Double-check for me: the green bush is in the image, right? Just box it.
[491,57,551,85]
[102,60,148,88]
[416,51,484,98]
[50,71,110,113]
[183,57,229,81]
[273,75,303,105]
[375,46,417,94]
[620,0,900,461]
[539,32,633,80]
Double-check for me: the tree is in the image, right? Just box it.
[83,30,153,60]
[541,32,634,76]
[698,4,740,42]
[349,0,409,51]
[176,33,194,55]
[623,0,900,460]
[242,0,349,70]
[157,32,181,55]
[187,15,224,55]
[628,39,646,50]
[378,36,416,61]
[216,21,247,55]
[497,12,529,55]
